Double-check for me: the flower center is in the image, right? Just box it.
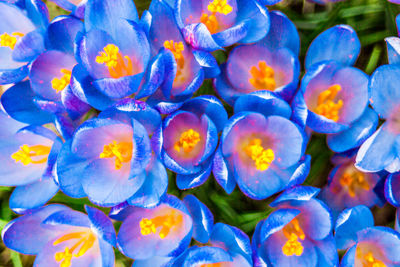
[200,0,233,34]
[199,264,223,267]
[314,84,343,122]
[244,138,275,171]
[0,32,24,50]
[339,171,370,198]
[53,231,96,267]
[163,40,186,82]
[11,144,51,165]
[249,61,276,91]
[174,129,201,153]
[139,211,183,239]
[95,44,134,79]
[356,248,387,267]
[99,140,133,170]
[282,218,305,257]
[51,69,72,93]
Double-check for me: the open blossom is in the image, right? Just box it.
[319,152,383,217]
[0,116,62,213]
[214,91,309,199]
[214,10,300,105]
[292,25,373,154]
[252,186,338,266]
[0,0,48,84]
[152,95,226,189]
[2,204,116,267]
[56,106,167,207]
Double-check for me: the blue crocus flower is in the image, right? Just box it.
[141,0,209,111]
[213,91,309,199]
[116,194,215,266]
[2,204,116,267]
[27,15,90,120]
[175,0,270,50]
[112,194,195,261]
[335,205,400,266]
[72,0,151,111]
[319,152,384,218]
[252,186,338,267]
[384,171,400,208]
[355,39,400,173]
[292,25,373,153]
[152,95,227,189]
[56,104,168,207]
[0,0,48,84]
[214,10,300,105]
[0,117,62,213]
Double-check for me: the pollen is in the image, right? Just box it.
[11,144,51,165]
[207,0,233,15]
[245,138,275,171]
[249,61,276,91]
[95,44,134,79]
[174,129,201,153]
[99,140,133,170]
[163,40,185,69]
[356,248,387,267]
[0,32,24,50]
[139,211,183,239]
[200,0,233,34]
[339,171,370,198]
[51,69,72,93]
[53,231,96,267]
[282,218,305,257]
[315,84,343,122]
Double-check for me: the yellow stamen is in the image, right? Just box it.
[245,138,275,171]
[282,218,305,256]
[356,247,387,267]
[200,13,219,34]
[139,211,183,239]
[339,171,370,198]
[0,32,24,50]
[207,0,233,15]
[11,144,51,165]
[51,69,72,93]
[315,84,343,122]
[53,232,96,267]
[95,44,134,79]
[99,140,132,170]
[199,264,223,267]
[200,0,233,34]
[249,61,276,91]
[174,129,201,153]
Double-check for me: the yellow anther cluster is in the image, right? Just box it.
[174,129,201,153]
[340,171,370,198]
[207,0,233,15]
[249,61,276,91]
[163,40,185,69]
[53,232,96,267]
[282,218,305,256]
[200,14,219,34]
[315,84,343,122]
[245,139,275,171]
[0,32,24,50]
[200,0,233,34]
[99,140,132,170]
[139,212,183,239]
[51,69,72,93]
[95,44,134,78]
[356,248,387,267]
[11,144,51,165]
